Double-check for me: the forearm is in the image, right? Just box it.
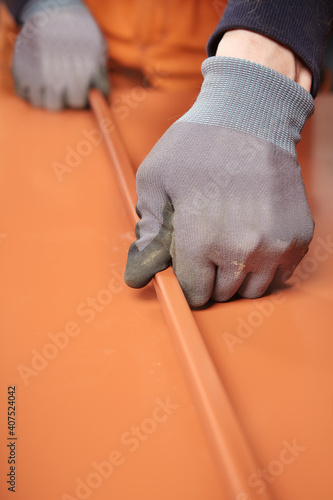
[208,0,333,97]
[216,29,312,92]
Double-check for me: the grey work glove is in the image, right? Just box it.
[125,57,315,308]
[12,0,109,110]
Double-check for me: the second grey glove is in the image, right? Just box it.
[12,0,109,110]
[125,57,315,307]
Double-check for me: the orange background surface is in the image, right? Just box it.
[0,5,333,500]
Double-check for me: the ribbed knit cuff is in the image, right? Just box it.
[179,57,314,156]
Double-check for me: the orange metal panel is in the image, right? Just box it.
[0,6,333,500]
[89,89,274,500]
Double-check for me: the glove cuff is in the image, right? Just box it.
[19,0,83,24]
[179,56,314,156]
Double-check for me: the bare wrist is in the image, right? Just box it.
[216,30,312,93]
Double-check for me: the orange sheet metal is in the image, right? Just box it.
[0,11,225,500]
[91,75,333,500]
[89,88,273,500]
[1,6,333,500]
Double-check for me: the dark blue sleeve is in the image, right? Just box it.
[207,0,333,97]
[2,0,29,23]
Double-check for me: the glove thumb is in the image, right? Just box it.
[124,197,174,288]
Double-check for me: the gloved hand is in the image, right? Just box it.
[124,57,315,307]
[12,0,109,110]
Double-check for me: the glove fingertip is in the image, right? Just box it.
[124,267,152,289]
[124,241,171,289]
